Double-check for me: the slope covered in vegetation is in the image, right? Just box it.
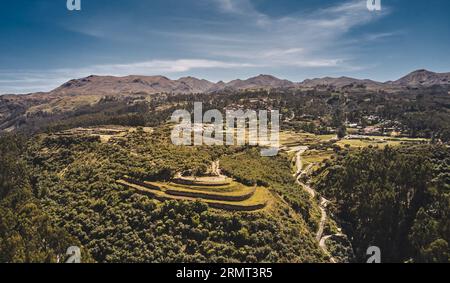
[0,135,91,262]
[8,127,326,263]
[312,145,450,263]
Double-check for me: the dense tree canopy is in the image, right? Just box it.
[0,135,88,263]
[313,145,449,262]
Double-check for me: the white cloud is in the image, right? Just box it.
[260,48,304,58]
[1,0,392,94]
[188,0,390,69]
[74,59,255,75]
[64,0,390,72]
[364,32,399,41]
[214,0,257,15]
[290,59,342,68]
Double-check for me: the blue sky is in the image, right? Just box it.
[1,0,449,94]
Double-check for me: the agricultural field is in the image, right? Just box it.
[280,131,332,148]
[335,136,429,149]
[280,130,430,172]
[53,125,153,143]
[117,176,272,212]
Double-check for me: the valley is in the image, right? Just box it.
[0,70,448,263]
[1,0,449,267]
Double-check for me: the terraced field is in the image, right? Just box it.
[117,176,272,212]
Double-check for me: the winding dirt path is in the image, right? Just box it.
[292,146,345,263]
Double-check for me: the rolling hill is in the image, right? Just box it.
[1,69,449,132]
[390,69,450,87]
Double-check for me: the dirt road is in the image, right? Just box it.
[292,146,345,263]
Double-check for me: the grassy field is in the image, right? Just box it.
[281,130,427,149]
[55,125,153,143]
[160,181,252,195]
[151,181,256,201]
[27,95,102,114]
[302,150,334,170]
[280,130,429,172]
[336,136,428,149]
[280,131,321,147]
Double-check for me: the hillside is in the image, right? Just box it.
[218,74,296,91]
[391,69,450,87]
[0,70,450,136]
[0,127,327,263]
[2,69,450,99]
[52,75,216,96]
[299,76,388,91]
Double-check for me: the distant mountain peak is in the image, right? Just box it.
[412,69,433,73]
[393,69,450,86]
[6,68,450,98]
[254,74,278,79]
[51,75,215,96]
[220,74,295,91]
[299,76,384,90]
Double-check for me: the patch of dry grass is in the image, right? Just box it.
[117,178,273,212]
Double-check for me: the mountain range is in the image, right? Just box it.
[0,69,449,132]
[3,69,450,98]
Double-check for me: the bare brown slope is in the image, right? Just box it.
[390,69,450,87]
[51,75,216,96]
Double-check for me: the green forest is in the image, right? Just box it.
[313,145,449,263]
